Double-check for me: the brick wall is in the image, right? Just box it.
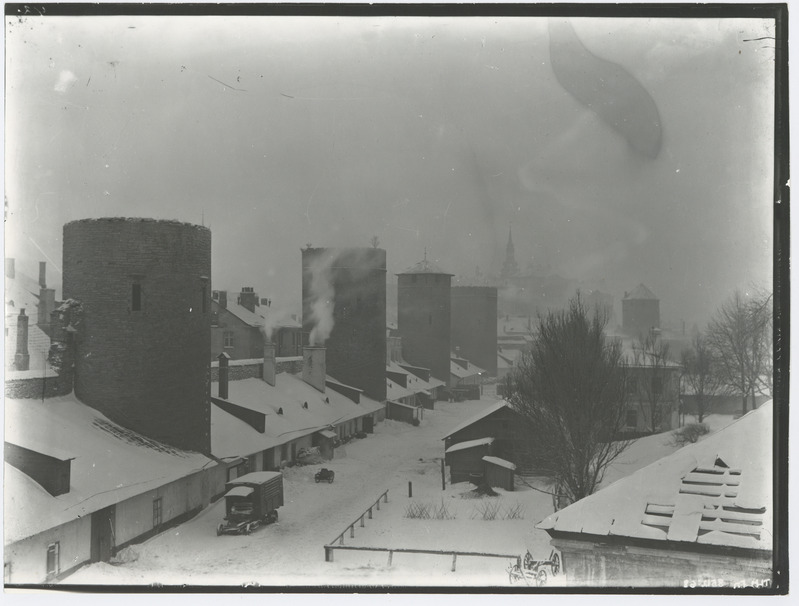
[63,218,211,454]
[4,373,73,400]
[209,357,304,382]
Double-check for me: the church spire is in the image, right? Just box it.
[501,225,519,280]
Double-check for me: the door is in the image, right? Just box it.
[90,505,116,563]
[363,415,374,433]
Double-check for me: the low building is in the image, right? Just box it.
[536,401,774,588]
[211,289,267,361]
[483,456,516,491]
[211,346,385,473]
[4,395,225,584]
[442,400,531,472]
[445,437,494,483]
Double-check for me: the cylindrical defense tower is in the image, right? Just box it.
[302,247,387,402]
[451,286,498,376]
[397,258,453,385]
[63,218,212,453]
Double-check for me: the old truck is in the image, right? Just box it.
[217,471,284,536]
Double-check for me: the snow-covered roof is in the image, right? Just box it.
[211,374,383,459]
[387,361,444,395]
[442,400,511,439]
[537,401,773,552]
[397,258,453,276]
[228,471,282,485]
[4,395,216,545]
[450,359,484,379]
[223,301,267,328]
[482,456,516,471]
[387,378,416,401]
[623,283,659,300]
[445,437,494,453]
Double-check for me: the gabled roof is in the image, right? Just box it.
[397,258,454,276]
[211,374,383,459]
[221,301,267,328]
[387,361,445,394]
[624,283,659,300]
[442,399,511,439]
[5,395,215,544]
[445,437,494,453]
[537,401,773,553]
[450,358,484,379]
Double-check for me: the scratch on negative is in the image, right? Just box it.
[208,75,247,92]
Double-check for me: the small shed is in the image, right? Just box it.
[482,455,516,491]
[445,437,494,484]
[386,400,420,424]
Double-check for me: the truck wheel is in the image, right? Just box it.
[315,477,320,483]
[328,475,334,483]
[244,523,251,535]
[217,524,223,536]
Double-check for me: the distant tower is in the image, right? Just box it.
[622,283,660,337]
[302,247,387,402]
[397,253,453,385]
[451,286,498,376]
[501,226,519,280]
[63,218,212,453]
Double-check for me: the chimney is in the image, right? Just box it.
[218,352,230,399]
[14,309,30,371]
[302,346,326,393]
[238,287,257,312]
[216,290,228,309]
[5,258,14,279]
[263,340,276,387]
[39,261,47,288]
[38,288,56,334]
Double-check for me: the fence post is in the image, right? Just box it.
[350,525,355,539]
[325,546,334,562]
[384,491,389,503]
[368,507,373,519]
[441,458,446,490]
[451,554,457,572]
[360,515,365,528]
[387,551,393,567]
[376,499,380,511]
[408,481,412,498]
[339,535,344,545]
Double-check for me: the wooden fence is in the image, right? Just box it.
[323,488,521,572]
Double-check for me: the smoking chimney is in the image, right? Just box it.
[238,287,257,312]
[263,340,276,387]
[14,309,30,371]
[5,258,15,279]
[39,261,47,288]
[302,346,326,393]
[218,352,230,399]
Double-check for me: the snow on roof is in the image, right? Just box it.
[442,399,511,439]
[387,378,415,401]
[225,486,254,498]
[446,437,495,453]
[223,301,266,328]
[624,283,659,300]
[450,359,483,379]
[4,395,215,545]
[482,456,516,470]
[397,258,454,276]
[228,471,282,485]
[211,374,383,459]
[537,401,773,552]
[387,361,444,395]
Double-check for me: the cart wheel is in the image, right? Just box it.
[551,552,560,576]
[328,475,334,483]
[523,551,534,570]
[536,569,547,587]
[216,524,223,536]
[244,523,251,535]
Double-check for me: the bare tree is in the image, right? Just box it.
[706,289,772,414]
[369,235,380,249]
[680,332,723,424]
[632,332,673,433]
[503,295,630,507]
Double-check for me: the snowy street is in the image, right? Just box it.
[64,396,557,587]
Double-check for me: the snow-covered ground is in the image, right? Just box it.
[62,395,736,588]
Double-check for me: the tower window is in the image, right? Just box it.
[131,283,142,311]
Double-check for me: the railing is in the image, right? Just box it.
[323,488,521,572]
[325,489,389,560]
[325,545,521,572]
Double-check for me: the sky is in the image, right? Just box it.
[4,12,776,328]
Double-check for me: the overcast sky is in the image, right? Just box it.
[4,13,775,327]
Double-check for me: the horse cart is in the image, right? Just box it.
[507,549,561,586]
[217,471,284,536]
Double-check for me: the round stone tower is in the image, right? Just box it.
[397,256,453,385]
[62,218,212,453]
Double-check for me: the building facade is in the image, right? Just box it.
[451,286,498,376]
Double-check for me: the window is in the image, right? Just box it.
[153,497,163,528]
[652,377,663,397]
[626,409,638,429]
[223,331,234,348]
[46,542,60,578]
[131,283,142,311]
